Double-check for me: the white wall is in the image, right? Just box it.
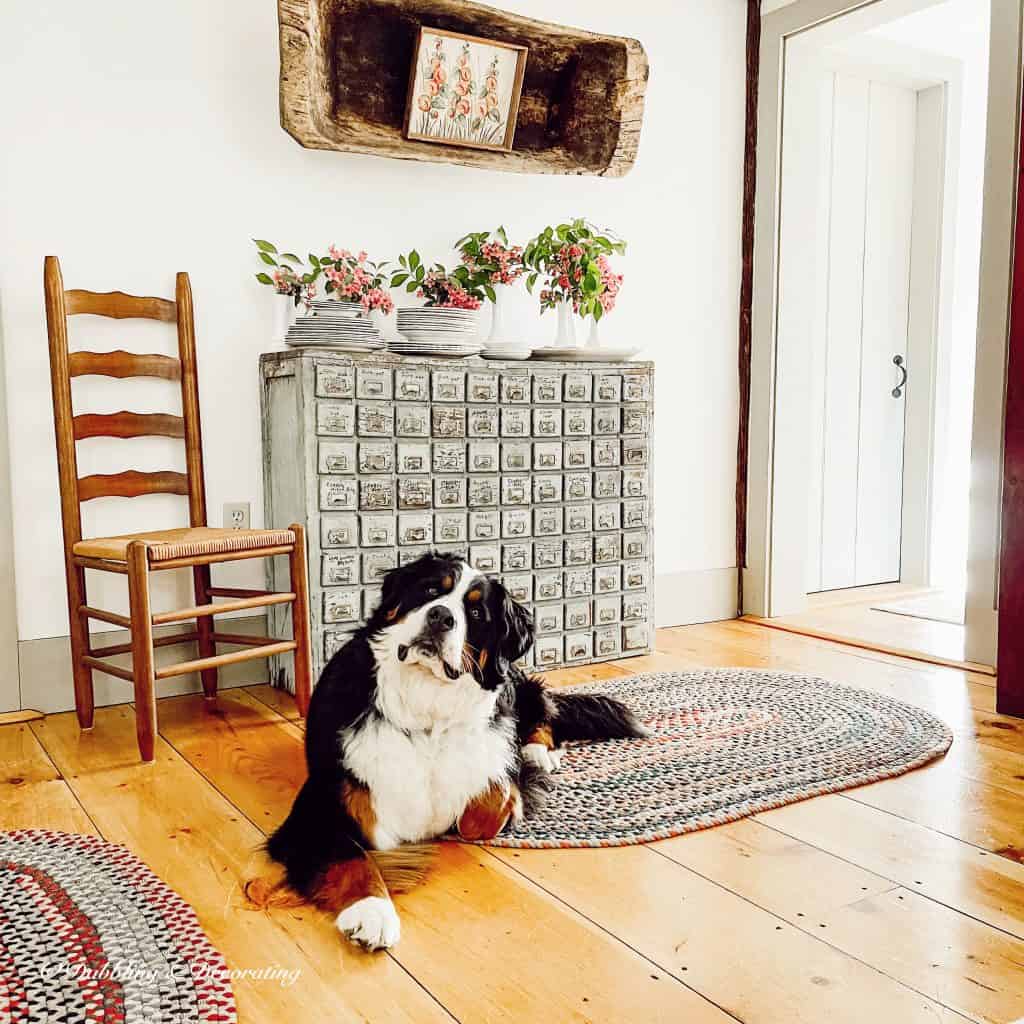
[0,0,745,644]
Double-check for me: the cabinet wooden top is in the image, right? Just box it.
[260,350,654,372]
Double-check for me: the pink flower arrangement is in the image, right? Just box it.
[455,227,525,297]
[253,239,318,309]
[319,247,394,315]
[391,250,484,309]
[524,219,626,321]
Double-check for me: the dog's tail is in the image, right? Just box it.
[550,691,648,745]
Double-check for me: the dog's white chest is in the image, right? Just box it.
[341,659,514,848]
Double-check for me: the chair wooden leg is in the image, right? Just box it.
[288,524,312,718]
[126,541,157,763]
[64,560,94,729]
[192,564,218,699]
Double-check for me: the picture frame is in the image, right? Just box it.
[403,27,528,153]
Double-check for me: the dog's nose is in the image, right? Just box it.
[426,605,455,632]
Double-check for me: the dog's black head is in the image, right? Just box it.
[368,552,534,688]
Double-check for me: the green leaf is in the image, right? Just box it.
[594,303,604,321]
[526,272,538,292]
[253,239,277,254]
[406,281,419,293]
[281,253,301,264]
[391,272,409,286]
[410,250,421,271]
[309,254,320,267]
[255,272,273,285]
[399,253,408,267]
[259,252,278,267]
[483,284,496,303]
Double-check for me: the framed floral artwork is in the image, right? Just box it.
[403,27,528,153]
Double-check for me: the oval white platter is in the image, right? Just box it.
[529,346,640,362]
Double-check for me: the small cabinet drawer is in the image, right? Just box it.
[565,599,592,631]
[358,442,395,474]
[622,499,649,529]
[434,477,467,508]
[397,477,432,510]
[622,406,648,435]
[357,402,394,437]
[503,573,532,603]
[623,561,651,591]
[564,504,593,534]
[501,475,531,506]
[501,408,530,437]
[322,551,359,586]
[321,513,357,548]
[533,441,562,471]
[316,401,355,436]
[564,631,593,662]
[622,468,648,498]
[532,475,562,504]
[315,364,354,399]
[394,367,429,401]
[594,626,622,658]
[432,369,466,402]
[593,470,621,500]
[432,406,466,438]
[432,442,467,474]
[362,549,396,583]
[469,510,499,541]
[356,366,393,400]
[594,374,622,403]
[535,603,564,635]
[594,533,622,565]
[501,442,531,472]
[502,509,531,539]
[593,439,620,468]
[467,477,498,507]
[468,441,499,473]
[535,635,564,668]
[324,588,360,623]
[363,586,382,617]
[398,513,433,546]
[319,478,357,511]
[564,537,592,567]
[563,372,593,402]
[593,595,621,626]
[622,439,649,466]
[594,501,621,532]
[533,506,563,538]
[502,542,531,572]
[563,440,591,469]
[434,512,468,544]
[594,408,621,435]
[532,408,562,438]
[395,404,430,438]
[535,570,564,601]
[500,373,530,404]
[564,567,592,598]
[396,443,429,474]
[622,374,650,402]
[467,407,499,437]
[319,441,356,475]
[533,539,563,570]
[360,514,396,547]
[623,593,650,622]
[622,623,650,651]
[532,372,561,404]
[623,530,649,559]
[594,565,621,594]
[564,407,593,437]
[470,543,500,573]
[467,371,499,403]
[358,479,394,511]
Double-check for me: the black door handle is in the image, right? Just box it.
[892,354,907,398]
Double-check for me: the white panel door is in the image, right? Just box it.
[809,72,917,592]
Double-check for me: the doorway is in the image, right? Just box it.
[744,0,1021,673]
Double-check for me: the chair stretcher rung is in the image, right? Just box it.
[89,630,199,659]
[151,592,295,625]
[155,640,296,680]
[83,655,134,681]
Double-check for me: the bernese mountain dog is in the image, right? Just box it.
[265,551,644,951]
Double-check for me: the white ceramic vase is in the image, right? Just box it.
[272,293,298,343]
[553,298,577,348]
[487,285,511,346]
[585,316,602,349]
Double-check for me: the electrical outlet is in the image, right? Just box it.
[223,502,250,531]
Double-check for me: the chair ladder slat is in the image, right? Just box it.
[73,412,186,440]
[78,470,189,502]
[155,640,297,680]
[69,350,182,381]
[64,289,177,322]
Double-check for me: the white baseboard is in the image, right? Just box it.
[18,614,270,714]
[655,567,739,627]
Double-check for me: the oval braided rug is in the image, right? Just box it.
[483,668,953,848]
[0,830,236,1023]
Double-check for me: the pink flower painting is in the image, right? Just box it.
[405,29,527,152]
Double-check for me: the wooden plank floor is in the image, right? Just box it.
[4,620,1024,1023]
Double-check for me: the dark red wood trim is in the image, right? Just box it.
[736,0,761,613]
[996,96,1024,717]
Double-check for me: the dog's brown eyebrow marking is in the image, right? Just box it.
[466,588,483,603]
[441,574,453,591]
[385,606,400,622]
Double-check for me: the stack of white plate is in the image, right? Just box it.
[480,342,533,361]
[392,307,481,358]
[285,300,385,351]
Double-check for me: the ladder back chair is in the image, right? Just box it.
[44,255,312,762]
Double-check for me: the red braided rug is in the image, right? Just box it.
[0,830,236,1023]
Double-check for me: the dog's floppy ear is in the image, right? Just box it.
[372,558,421,626]
[493,580,534,678]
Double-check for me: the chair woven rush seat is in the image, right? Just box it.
[44,256,313,762]
[73,527,297,564]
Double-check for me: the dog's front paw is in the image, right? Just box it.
[522,742,564,773]
[336,896,400,950]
